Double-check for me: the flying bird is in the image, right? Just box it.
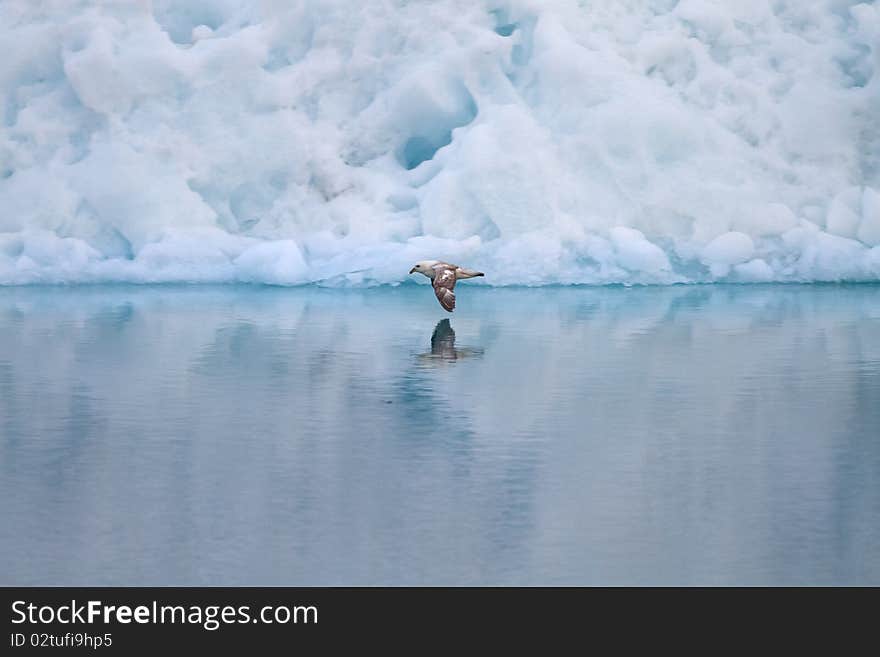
[409,260,484,312]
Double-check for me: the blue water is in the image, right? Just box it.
[1,284,878,585]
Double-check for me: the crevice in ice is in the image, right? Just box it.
[229,182,273,232]
[490,6,523,37]
[511,16,537,67]
[836,44,873,88]
[400,136,442,171]
[65,110,102,165]
[395,87,477,170]
[152,0,226,45]
[109,229,135,260]
[490,8,518,37]
[187,180,237,234]
[70,200,134,260]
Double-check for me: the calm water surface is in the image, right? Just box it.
[1,284,878,585]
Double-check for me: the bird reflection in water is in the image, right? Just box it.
[418,319,484,364]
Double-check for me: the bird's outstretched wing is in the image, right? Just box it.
[432,267,456,312]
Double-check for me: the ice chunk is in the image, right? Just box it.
[0,0,877,285]
[234,240,308,285]
[610,227,671,275]
[734,259,774,282]
[702,232,755,265]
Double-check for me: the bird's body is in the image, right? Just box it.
[409,260,484,312]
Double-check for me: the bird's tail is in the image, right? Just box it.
[457,268,484,279]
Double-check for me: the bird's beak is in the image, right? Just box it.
[409,267,416,274]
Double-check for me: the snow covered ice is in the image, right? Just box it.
[1,0,879,285]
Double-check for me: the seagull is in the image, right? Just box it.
[409,260,484,312]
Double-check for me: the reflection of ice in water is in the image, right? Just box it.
[0,284,878,585]
[418,319,484,365]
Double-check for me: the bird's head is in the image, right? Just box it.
[409,260,437,276]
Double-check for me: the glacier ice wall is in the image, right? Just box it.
[1,0,879,285]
